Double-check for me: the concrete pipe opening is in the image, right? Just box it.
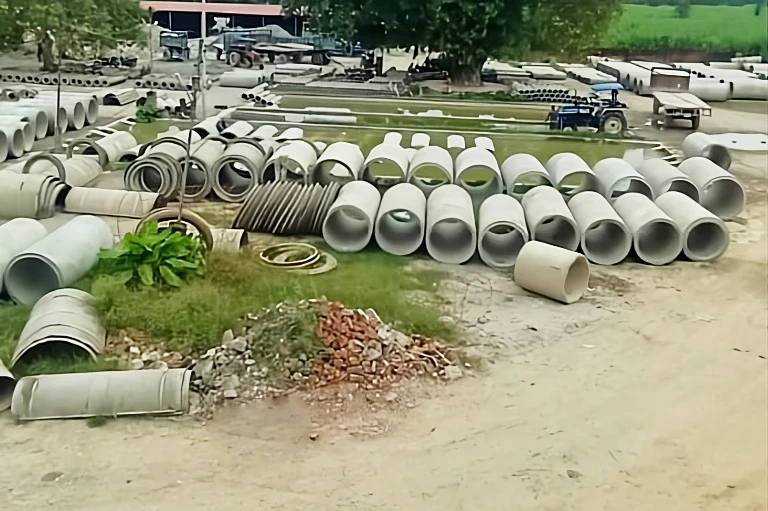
[323,181,381,253]
[501,154,553,199]
[362,143,409,188]
[608,177,653,200]
[583,221,631,265]
[3,255,61,306]
[216,160,254,196]
[0,121,34,152]
[686,221,729,261]
[0,126,25,158]
[513,241,590,304]
[375,183,426,256]
[701,178,745,219]
[522,186,579,251]
[140,166,165,192]
[636,222,682,265]
[535,217,579,250]
[407,146,453,197]
[479,225,526,268]
[180,161,210,200]
[425,185,476,265]
[68,102,86,130]
[546,153,599,196]
[454,147,503,205]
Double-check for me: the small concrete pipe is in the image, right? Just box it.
[655,191,729,262]
[513,241,590,304]
[425,184,477,265]
[0,125,25,158]
[0,119,34,152]
[521,186,580,251]
[23,154,103,187]
[182,138,227,201]
[411,132,430,148]
[362,143,410,187]
[635,158,700,202]
[568,191,632,265]
[545,153,599,196]
[0,111,47,141]
[678,157,745,220]
[592,157,653,201]
[220,121,254,139]
[211,139,269,202]
[192,116,221,138]
[66,131,138,166]
[263,140,318,182]
[474,136,495,152]
[251,124,279,140]
[312,142,365,185]
[682,132,732,170]
[323,181,381,253]
[476,194,528,268]
[0,218,48,295]
[11,101,68,135]
[383,132,403,146]
[407,146,454,197]
[501,153,554,200]
[374,183,426,256]
[454,147,503,206]
[613,193,683,266]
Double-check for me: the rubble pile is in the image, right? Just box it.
[107,332,193,371]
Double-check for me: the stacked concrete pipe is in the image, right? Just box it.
[634,158,700,202]
[447,134,466,158]
[23,154,103,187]
[474,136,495,153]
[20,98,86,131]
[66,131,139,166]
[362,141,410,188]
[729,78,768,100]
[592,157,653,201]
[476,194,528,268]
[0,218,48,296]
[35,92,98,125]
[374,183,426,256]
[655,191,729,262]
[454,147,503,206]
[0,119,34,152]
[545,153,599,196]
[521,186,580,251]
[689,79,733,102]
[192,116,222,138]
[126,133,201,198]
[500,153,554,200]
[678,157,745,220]
[9,101,68,135]
[407,146,454,197]
[323,181,381,252]
[275,127,304,142]
[613,193,683,266]
[242,83,268,100]
[411,132,430,148]
[312,142,365,185]
[251,124,279,140]
[219,121,254,139]
[425,184,477,264]
[63,188,160,218]
[181,138,227,201]
[263,139,319,183]
[682,132,732,170]
[0,124,25,158]
[568,191,632,265]
[513,241,590,304]
[383,132,403,146]
[0,110,47,140]
[211,139,272,202]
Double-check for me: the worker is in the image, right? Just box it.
[36,43,43,63]
[611,88,619,104]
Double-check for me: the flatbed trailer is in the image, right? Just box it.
[652,91,711,129]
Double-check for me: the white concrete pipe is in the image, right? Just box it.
[383,132,403,146]
[374,183,426,256]
[220,121,254,139]
[312,142,365,185]
[0,119,33,152]
[275,127,303,141]
[220,70,268,88]
[500,153,554,200]
[23,154,103,187]
[0,111,46,141]
[4,215,114,305]
[613,193,683,266]
[211,139,269,202]
[729,78,768,100]
[682,132,732,170]
[263,140,318,182]
[0,171,68,219]
[0,124,25,158]
[425,184,476,265]
[36,93,98,125]
[454,147,503,207]
[545,153,599,196]
[362,143,410,187]
[592,157,653,201]
[251,124,279,140]
[192,116,221,138]
[476,193,528,268]
[210,228,248,253]
[655,191,729,262]
[635,158,700,202]
[568,191,632,265]
[0,218,48,296]
[22,99,86,131]
[474,136,495,153]
[0,359,13,412]
[323,181,381,253]
[678,157,745,220]
[64,188,160,218]
[689,78,732,102]
[513,241,590,304]
[12,101,68,135]
[521,185,580,251]
[242,83,268,99]
[447,134,466,157]
[407,146,454,197]
[66,131,138,167]
[411,132,430,148]
[182,138,227,201]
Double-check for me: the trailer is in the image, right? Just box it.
[652,91,711,129]
[212,29,334,67]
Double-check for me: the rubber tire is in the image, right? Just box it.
[240,55,253,68]
[228,52,241,67]
[311,53,322,65]
[600,113,627,135]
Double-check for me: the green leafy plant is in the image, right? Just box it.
[98,222,206,289]
[135,103,161,124]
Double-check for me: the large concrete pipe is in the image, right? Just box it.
[192,116,221,138]
[682,132,732,170]
[4,215,114,305]
[362,142,410,187]
[0,124,25,158]
[592,157,653,201]
[407,146,454,197]
[425,184,476,265]
[521,186,580,251]
[476,193,528,268]
[182,138,227,201]
[568,191,632,265]
[513,241,590,304]
[384,132,403,146]
[655,192,729,262]
[64,188,160,218]
[23,154,103,187]
[678,157,745,220]
[0,171,68,219]
[411,132,430,148]
[22,99,86,131]
[689,78,732,102]
[729,78,768,100]
[545,153,599,196]
[275,127,303,141]
[0,119,33,152]
[0,359,13,412]
[36,93,98,125]
[0,218,48,295]
[0,111,47,141]
[454,147,503,206]
[374,182,426,256]
[220,121,254,139]
[210,228,248,253]
[251,124,279,140]
[211,139,269,202]
[613,193,683,266]
[635,159,700,202]
[312,142,365,185]
[125,154,181,199]
[11,101,68,135]
[474,136,495,153]
[447,134,466,157]
[263,140,318,182]
[66,131,138,167]
[501,154,554,200]
[0,131,10,163]
[322,181,381,253]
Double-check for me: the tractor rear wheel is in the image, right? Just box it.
[240,55,254,68]
[600,112,627,135]
[227,52,241,67]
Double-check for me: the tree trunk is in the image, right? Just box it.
[40,34,56,72]
[447,58,483,87]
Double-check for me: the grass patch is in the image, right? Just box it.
[129,119,190,145]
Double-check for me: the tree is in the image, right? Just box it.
[675,0,692,17]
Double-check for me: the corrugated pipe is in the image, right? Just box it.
[592,157,653,201]
[522,185,580,251]
[407,146,454,197]
[678,157,745,220]
[682,132,732,170]
[211,139,271,202]
[634,158,700,202]
[514,241,590,304]
[374,182,426,256]
[545,153,599,196]
[568,191,632,265]
[23,154,103,187]
[454,147,503,206]
[64,188,161,218]
[66,131,139,166]
[312,142,365,185]
[476,193,528,268]
[0,218,48,296]
[655,191,729,262]
[425,184,476,264]
[323,181,381,253]
[501,153,554,200]
[613,193,683,266]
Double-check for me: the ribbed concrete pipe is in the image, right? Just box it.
[501,154,554,200]
[0,218,48,295]
[251,124,279,140]
[0,119,33,152]
[477,193,528,268]
[4,215,114,305]
[513,241,590,304]
[66,131,138,167]
[0,125,25,158]
[220,121,254,139]
[411,132,430,148]
[0,111,46,141]
[12,101,68,135]
[545,153,599,196]
[383,132,403,146]
[362,143,410,187]
[182,138,227,200]
[64,188,160,218]
[635,159,700,202]
[263,140,318,182]
[522,186,580,251]
[682,132,732,170]
[0,359,13,412]
[407,146,454,197]
[454,147,503,205]
[23,154,103,187]
[312,142,365,185]
[568,191,632,265]
[374,183,426,256]
[678,157,745,220]
[323,181,381,253]
[613,193,683,265]
[425,184,476,264]
[655,191,729,262]
[192,116,221,138]
[211,140,268,201]
[210,228,248,253]
[593,157,653,201]
[36,93,98,125]
[474,136,495,153]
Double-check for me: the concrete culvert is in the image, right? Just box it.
[192,116,222,138]
[454,147,503,206]
[0,131,9,162]
[262,140,318,183]
[678,157,745,220]
[425,184,476,264]
[66,131,138,166]
[383,132,403,146]
[613,193,683,266]
[211,140,269,202]
[251,124,279,141]
[411,132,430,148]
[219,121,254,139]
[323,181,381,253]
[0,218,49,296]
[0,118,35,151]
[14,101,68,135]
[362,142,410,188]
[592,157,653,201]
[501,153,554,200]
[477,194,528,268]
[312,142,365,185]
[522,186,580,251]
[545,153,599,196]
[374,183,426,256]
[635,158,700,202]
[655,191,729,262]
[0,360,14,412]
[568,191,632,265]
[407,146,454,197]
[181,138,227,201]
[0,125,26,158]
[275,127,304,142]
[682,132,732,170]
[513,241,590,304]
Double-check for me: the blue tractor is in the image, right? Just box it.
[547,101,628,135]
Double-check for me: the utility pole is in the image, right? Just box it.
[199,0,207,118]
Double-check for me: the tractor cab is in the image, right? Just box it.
[159,31,190,61]
[547,100,628,135]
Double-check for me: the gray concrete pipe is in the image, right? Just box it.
[425,184,477,264]
[447,134,465,158]
[655,191,729,262]
[476,193,528,268]
[454,147,503,206]
[613,193,683,266]
[323,181,381,253]
[729,78,768,100]
[682,132,732,170]
[210,228,248,253]
[521,185,580,251]
[66,131,138,166]
[500,153,554,200]
[383,132,403,146]
[220,121,254,139]
[411,132,430,148]
[0,111,47,140]
[35,92,98,125]
[23,154,103,187]
[0,119,33,152]
[688,79,732,102]
[0,131,9,162]
[0,171,68,219]
[275,127,304,142]
[124,154,181,199]
[0,124,25,158]
[19,98,86,131]
[4,215,114,305]
[242,83,268,100]
[678,157,745,220]
[592,157,653,201]
[0,359,13,412]
[263,140,318,183]
[182,138,227,201]
[362,142,410,187]
[374,182,426,256]
[513,241,590,304]
[545,153,599,196]
[474,136,495,153]
[0,218,48,296]
[407,146,454,197]
[567,191,632,265]
[312,142,365,185]
[9,101,68,135]
[634,158,700,202]
[251,124,279,140]
[64,188,160,218]
[192,116,221,138]
[211,139,269,202]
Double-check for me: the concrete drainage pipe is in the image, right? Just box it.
[545,153,599,196]
[180,138,227,200]
[13,101,68,135]
[4,215,114,305]
[36,93,98,125]
[0,218,48,295]
[251,124,279,141]
[655,191,729,262]
[613,193,683,266]
[407,146,454,197]
[219,121,254,139]
[425,184,476,265]
[635,159,700,202]
[323,181,381,253]
[124,154,181,199]
[0,130,9,162]
[275,127,304,142]
[678,157,745,220]
[263,140,319,183]
[477,194,528,268]
[0,111,47,141]
[66,131,138,166]
[0,119,34,152]
[0,172,69,219]
[64,188,160,218]
[0,359,13,412]
[362,143,410,188]
[411,132,430,148]
[312,142,365,185]
[211,140,269,202]
[474,136,495,152]
[521,186,580,251]
[568,191,632,265]
[210,228,248,253]
[374,183,426,256]
[23,154,103,187]
[592,157,653,201]
[682,132,732,170]
[384,132,403,146]
[454,147,503,206]
[192,116,222,139]
[501,153,554,200]
[447,134,466,157]
[0,124,25,158]
[513,241,590,304]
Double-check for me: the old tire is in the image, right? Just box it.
[227,52,241,67]
[240,55,254,68]
[600,113,627,135]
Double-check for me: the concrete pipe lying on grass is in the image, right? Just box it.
[678,157,745,220]
[521,186,580,251]
[220,121,254,139]
[0,359,13,412]
[545,153,599,196]
[682,132,732,170]
[66,131,138,166]
[0,171,69,219]
[263,140,318,183]
[0,218,48,296]
[3,215,114,305]
[454,147,503,206]
[211,139,271,202]
[323,181,381,253]
[374,182,426,256]
[362,142,410,188]
[425,184,476,265]
[12,101,68,135]
[613,193,683,266]
[312,142,364,185]
[592,157,653,201]
[64,188,160,218]
[501,153,554,200]
[0,111,47,141]
[513,241,590,304]
[411,132,430,148]
[0,124,25,158]
[11,368,191,420]
[210,228,248,253]
[655,191,729,262]
[407,146,454,197]
[635,159,700,202]
[568,191,632,265]
[477,194,528,268]
[181,138,227,201]
[23,154,103,187]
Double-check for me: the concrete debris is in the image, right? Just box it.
[444,366,464,380]
[107,333,193,371]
